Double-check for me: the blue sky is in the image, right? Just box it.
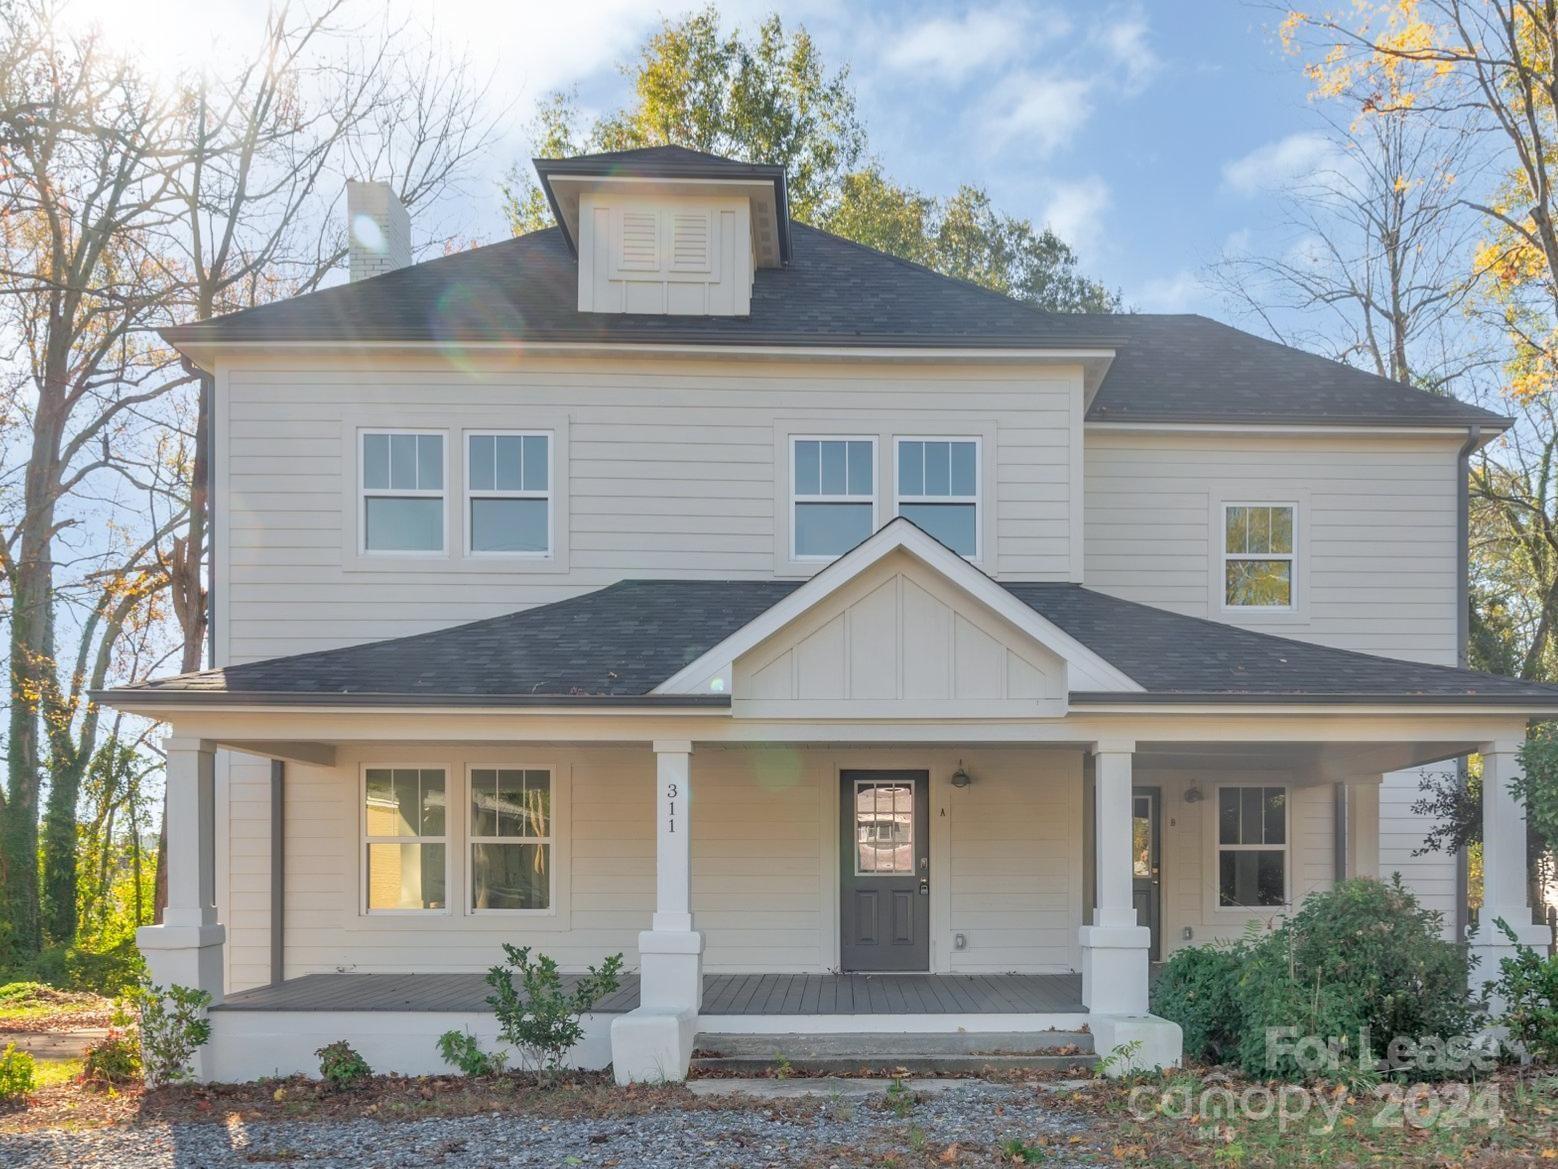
[62,0,1330,319]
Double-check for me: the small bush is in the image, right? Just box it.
[0,1044,36,1103]
[316,1040,372,1090]
[135,982,212,1087]
[485,946,623,1083]
[22,939,144,995]
[1491,918,1558,1061]
[1150,942,1247,1064]
[1234,877,1473,1080]
[436,1028,507,1077]
[83,1032,142,1085]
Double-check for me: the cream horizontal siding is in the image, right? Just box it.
[222,744,1086,991]
[215,354,1083,662]
[946,751,1082,973]
[1083,432,1461,662]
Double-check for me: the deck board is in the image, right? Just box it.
[217,971,1086,1015]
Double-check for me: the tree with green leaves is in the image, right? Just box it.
[503,7,1119,314]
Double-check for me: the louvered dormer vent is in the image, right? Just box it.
[577,194,754,316]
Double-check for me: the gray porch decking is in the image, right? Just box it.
[216,971,1086,1015]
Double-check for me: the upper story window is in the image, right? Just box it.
[362,431,444,553]
[897,438,979,558]
[467,432,551,556]
[1216,785,1287,908]
[792,437,875,559]
[1223,503,1295,609]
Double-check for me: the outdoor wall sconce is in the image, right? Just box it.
[1184,785,1204,804]
[950,763,973,789]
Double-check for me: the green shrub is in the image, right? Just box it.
[0,1044,36,1103]
[485,946,624,1083]
[1150,941,1247,1064]
[83,1032,142,1085]
[135,982,212,1087]
[1490,918,1558,1061]
[22,939,144,995]
[437,1028,507,1077]
[1234,877,1473,1080]
[315,1040,372,1090]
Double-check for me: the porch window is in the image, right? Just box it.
[467,432,551,555]
[361,431,445,553]
[363,768,447,911]
[469,768,552,911]
[792,437,875,558]
[896,438,979,557]
[1216,785,1287,907]
[1223,503,1295,608]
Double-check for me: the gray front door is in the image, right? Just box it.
[840,771,930,972]
[1131,787,1162,961]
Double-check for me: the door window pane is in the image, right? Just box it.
[854,781,914,875]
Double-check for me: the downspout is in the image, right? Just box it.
[1456,424,1482,943]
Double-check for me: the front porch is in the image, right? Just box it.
[218,970,1089,1016]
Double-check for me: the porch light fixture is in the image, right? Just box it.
[1184,785,1204,804]
[951,764,973,789]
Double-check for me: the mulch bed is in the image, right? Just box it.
[0,1070,820,1135]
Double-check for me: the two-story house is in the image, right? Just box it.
[105,146,1558,1082]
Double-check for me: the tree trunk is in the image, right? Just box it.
[39,756,87,944]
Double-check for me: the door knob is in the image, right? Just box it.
[919,879,929,896]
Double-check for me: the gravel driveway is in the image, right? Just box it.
[1,1080,1097,1168]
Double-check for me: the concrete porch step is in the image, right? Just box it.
[690,1030,1097,1075]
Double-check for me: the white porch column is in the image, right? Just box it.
[637,740,703,1012]
[1080,741,1151,1015]
[1469,740,1546,1003]
[136,737,225,1008]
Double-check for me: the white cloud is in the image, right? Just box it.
[1041,176,1112,253]
[1134,269,1206,313]
[985,73,1094,155]
[1221,133,1350,197]
[883,7,1049,83]
[1097,10,1159,94]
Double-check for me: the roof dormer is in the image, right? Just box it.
[534,146,789,317]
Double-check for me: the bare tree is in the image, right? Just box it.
[1210,108,1484,393]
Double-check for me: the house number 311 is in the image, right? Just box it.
[666,782,678,833]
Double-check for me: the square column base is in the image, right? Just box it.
[136,924,226,1004]
[610,1006,698,1084]
[637,929,703,1013]
[1469,910,1549,1008]
[1080,924,1150,1015]
[1089,1014,1183,1075]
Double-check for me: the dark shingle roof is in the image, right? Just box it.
[104,579,1558,707]
[162,221,1505,429]
[535,144,785,178]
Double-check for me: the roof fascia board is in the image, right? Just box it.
[161,338,1119,365]
[1070,696,1558,714]
[1086,420,1512,438]
[652,518,1143,697]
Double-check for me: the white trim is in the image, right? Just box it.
[1086,421,1505,438]
[654,517,1143,696]
[358,429,448,557]
[462,429,554,559]
[696,1013,1090,1035]
[464,763,557,916]
[359,762,453,916]
[1219,501,1298,613]
[789,434,879,562]
[892,435,981,562]
[1207,781,1292,914]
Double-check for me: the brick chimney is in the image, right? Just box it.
[346,181,411,281]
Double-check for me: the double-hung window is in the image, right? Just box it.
[792,437,875,559]
[467,432,551,555]
[469,768,552,911]
[896,438,979,557]
[1216,785,1287,908]
[1223,503,1296,608]
[362,432,444,553]
[363,768,448,912]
